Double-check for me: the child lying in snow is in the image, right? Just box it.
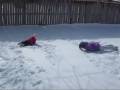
[18,34,37,47]
[79,41,118,53]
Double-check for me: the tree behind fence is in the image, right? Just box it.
[0,0,120,25]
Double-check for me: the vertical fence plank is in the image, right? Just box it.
[0,0,2,25]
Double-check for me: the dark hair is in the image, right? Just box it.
[79,42,88,49]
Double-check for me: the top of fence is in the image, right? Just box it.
[0,0,120,4]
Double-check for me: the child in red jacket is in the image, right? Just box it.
[18,34,37,47]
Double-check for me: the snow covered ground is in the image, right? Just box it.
[0,24,120,89]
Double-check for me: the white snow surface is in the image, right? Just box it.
[0,24,120,89]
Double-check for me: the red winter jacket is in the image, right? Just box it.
[26,36,36,45]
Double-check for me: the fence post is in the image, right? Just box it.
[0,0,2,25]
[22,0,26,25]
[83,1,86,23]
[69,0,72,24]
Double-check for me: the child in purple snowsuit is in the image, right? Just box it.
[79,41,118,52]
[79,42,101,52]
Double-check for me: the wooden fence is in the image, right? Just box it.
[0,0,120,25]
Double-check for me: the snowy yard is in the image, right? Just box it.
[0,24,120,89]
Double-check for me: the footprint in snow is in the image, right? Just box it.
[32,80,42,87]
[41,44,56,58]
[14,50,22,54]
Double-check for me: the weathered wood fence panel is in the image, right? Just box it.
[0,0,120,25]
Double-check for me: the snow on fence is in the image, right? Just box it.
[0,0,120,25]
